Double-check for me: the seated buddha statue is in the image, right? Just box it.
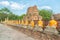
[48,16,57,28]
[30,20,35,28]
[21,20,24,25]
[34,16,43,32]
[20,20,25,28]
[24,19,29,28]
[44,16,58,35]
[15,20,19,25]
[28,20,35,30]
[25,19,29,26]
[18,20,21,24]
[38,17,43,28]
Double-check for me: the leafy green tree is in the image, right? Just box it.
[0,13,8,21]
[19,14,26,20]
[0,7,11,14]
[0,7,26,21]
[39,9,53,21]
[0,7,20,21]
[0,7,12,21]
[0,8,9,21]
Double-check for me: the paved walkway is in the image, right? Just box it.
[0,24,35,40]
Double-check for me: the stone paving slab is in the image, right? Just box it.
[1,23,60,40]
[6,24,60,40]
[0,24,35,40]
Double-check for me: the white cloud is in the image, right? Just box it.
[40,6,52,10]
[0,1,9,6]
[0,1,26,10]
[10,2,25,10]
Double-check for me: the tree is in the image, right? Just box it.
[0,13,8,21]
[0,7,20,21]
[0,7,11,14]
[0,8,9,21]
[19,14,26,20]
[0,7,26,21]
[39,9,53,21]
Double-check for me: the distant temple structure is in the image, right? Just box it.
[23,5,42,21]
[53,14,60,20]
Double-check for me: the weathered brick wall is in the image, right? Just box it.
[56,21,60,31]
[53,14,60,20]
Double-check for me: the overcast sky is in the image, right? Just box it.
[0,0,60,15]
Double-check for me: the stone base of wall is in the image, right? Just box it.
[5,24,60,40]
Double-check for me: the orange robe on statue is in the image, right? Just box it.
[38,20,43,28]
[49,20,57,28]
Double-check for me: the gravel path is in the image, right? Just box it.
[0,24,35,40]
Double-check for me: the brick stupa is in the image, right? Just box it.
[23,5,42,21]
